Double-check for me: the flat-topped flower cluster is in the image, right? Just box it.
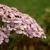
[0,4,46,44]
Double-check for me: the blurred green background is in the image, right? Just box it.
[0,0,50,50]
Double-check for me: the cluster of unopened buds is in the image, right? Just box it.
[0,4,46,44]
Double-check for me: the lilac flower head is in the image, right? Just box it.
[0,27,9,44]
[0,4,46,44]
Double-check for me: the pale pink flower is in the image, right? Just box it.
[0,27,9,44]
[0,4,46,44]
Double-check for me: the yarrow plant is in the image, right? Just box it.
[0,4,46,44]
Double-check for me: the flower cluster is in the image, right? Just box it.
[0,4,46,44]
[0,27,9,44]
